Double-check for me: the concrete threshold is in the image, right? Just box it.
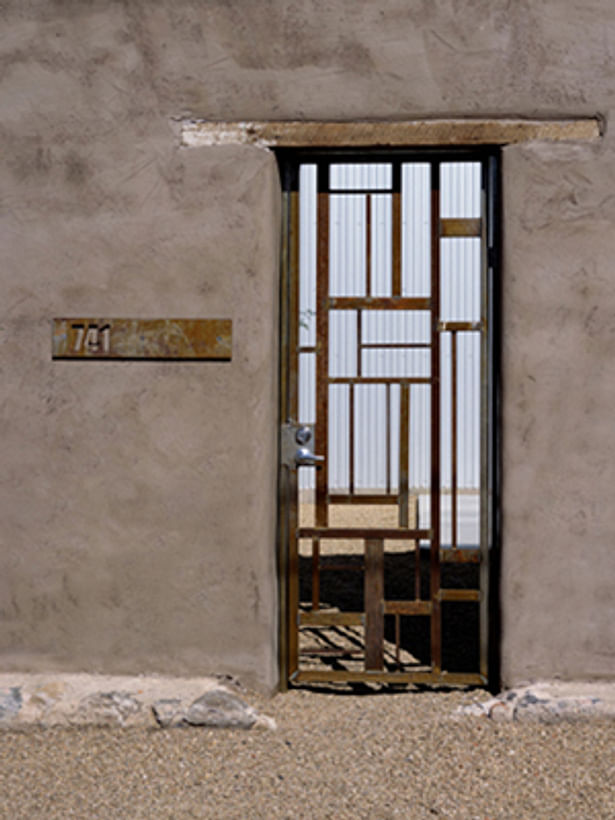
[0,674,276,730]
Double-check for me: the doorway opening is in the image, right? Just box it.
[277,149,499,687]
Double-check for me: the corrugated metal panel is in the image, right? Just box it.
[298,161,481,497]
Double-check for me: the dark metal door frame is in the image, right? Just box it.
[277,148,500,689]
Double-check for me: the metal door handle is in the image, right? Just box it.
[294,447,325,467]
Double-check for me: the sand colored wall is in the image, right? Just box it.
[1,1,614,687]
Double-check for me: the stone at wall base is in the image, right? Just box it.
[456,681,615,723]
[0,674,276,730]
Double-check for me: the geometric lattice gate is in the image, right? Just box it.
[278,151,498,687]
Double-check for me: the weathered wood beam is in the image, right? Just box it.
[181,118,601,148]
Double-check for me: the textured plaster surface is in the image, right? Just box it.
[0,0,614,686]
[501,140,615,684]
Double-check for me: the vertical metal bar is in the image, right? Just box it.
[451,331,458,551]
[392,161,402,297]
[430,162,442,675]
[287,186,301,678]
[386,383,391,496]
[414,531,422,601]
[357,309,362,377]
[349,384,355,496]
[479,160,491,681]
[395,614,401,668]
[315,178,329,528]
[399,384,410,527]
[365,538,385,670]
[277,183,292,690]
[392,191,402,297]
[366,195,372,297]
[311,536,320,611]
[353,310,360,500]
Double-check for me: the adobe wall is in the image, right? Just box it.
[1,1,613,687]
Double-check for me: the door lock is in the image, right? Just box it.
[280,423,325,468]
[294,446,325,467]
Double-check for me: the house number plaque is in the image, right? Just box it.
[52,318,232,360]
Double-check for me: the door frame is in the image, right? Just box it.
[276,147,501,690]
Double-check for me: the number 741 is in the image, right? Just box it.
[71,323,111,354]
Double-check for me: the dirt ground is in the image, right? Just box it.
[0,686,612,819]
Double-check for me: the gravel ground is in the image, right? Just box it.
[0,687,613,819]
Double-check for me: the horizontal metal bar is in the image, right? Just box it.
[298,527,432,540]
[294,669,487,685]
[298,346,317,353]
[384,600,432,616]
[329,297,431,310]
[360,342,431,350]
[300,611,364,626]
[299,647,362,657]
[440,548,481,564]
[329,187,393,195]
[329,377,432,385]
[328,494,399,505]
[438,589,481,602]
[438,321,483,332]
[440,218,482,238]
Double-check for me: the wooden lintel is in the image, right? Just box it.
[182,118,601,149]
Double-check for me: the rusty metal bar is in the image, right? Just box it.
[440,217,482,238]
[315,188,329,528]
[329,376,431,385]
[366,195,372,297]
[277,186,292,691]
[399,384,410,528]
[451,331,458,551]
[364,539,385,670]
[357,310,362,376]
[430,162,442,675]
[415,537,422,602]
[298,527,432,539]
[438,589,481,602]
[362,342,431,350]
[311,537,320,611]
[384,600,432,616]
[349,384,355,495]
[438,321,483,332]
[329,297,430,310]
[328,493,399,505]
[286,187,301,680]
[386,384,391,495]
[479,162,491,681]
[294,669,487,685]
[289,191,301,418]
[392,189,402,297]
[330,186,392,195]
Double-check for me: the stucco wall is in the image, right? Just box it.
[1,0,614,687]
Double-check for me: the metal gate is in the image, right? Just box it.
[278,150,498,687]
